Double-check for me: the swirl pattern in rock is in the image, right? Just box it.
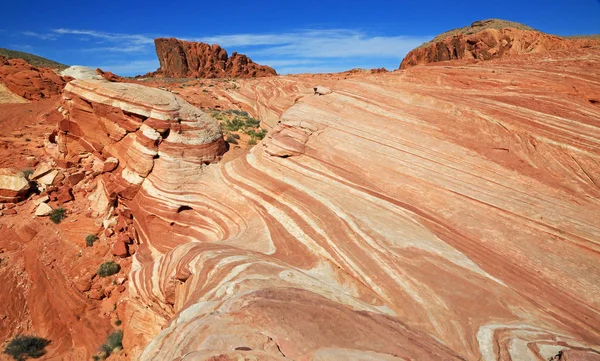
[104,47,600,361]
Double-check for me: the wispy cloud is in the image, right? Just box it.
[23,31,58,40]
[53,28,154,52]
[18,28,431,75]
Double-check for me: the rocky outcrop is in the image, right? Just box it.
[0,55,69,100]
[51,78,227,209]
[400,19,600,69]
[112,47,600,360]
[146,38,277,78]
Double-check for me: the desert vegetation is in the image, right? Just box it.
[212,109,267,146]
[3,335,50,361]
[93,330,123,361]
[49,208,66,224]
[97,261,120,277]
[85,234,98,247]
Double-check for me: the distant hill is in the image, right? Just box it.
[416,19,535,49]
[400,19,600,69]
[0,48,68,70]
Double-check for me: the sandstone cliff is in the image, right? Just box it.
[146,38,277,78]
[400,19,600,69]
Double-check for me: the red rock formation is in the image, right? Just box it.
[400,20,600,69]
[96,68,124,82]
[146,38,277,78]
[0,55,69,100]
[112,47,600,360]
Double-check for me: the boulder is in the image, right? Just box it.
[112,241,129,258]
[35,202,53,216]
[0,169,30,203]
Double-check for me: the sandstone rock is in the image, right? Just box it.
[67,171,85,186]
[96,68,123,82]
[124,47,600,361]
[400,19,600,69]
[146,38,277,78]
[33,195,50,205]
[34,202,53,216]
[102,157,119,173]
[103,218,118,229]
[0,169,30,203]
[55,187,73,204]
[112,241,129,258]
[60,66,103,80]
[0,56,68,100]
[313,86,332,95]
[30,163,53,180]
[37,169,58,186]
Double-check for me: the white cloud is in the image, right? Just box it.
[23,31,58,40]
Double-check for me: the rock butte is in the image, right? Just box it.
[46,45,600,360]
[400,19,600,69]
[145,37,278,78]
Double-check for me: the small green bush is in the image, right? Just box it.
[225,135,238,144]
[49,208,66,224]
[97,261,120,277]
[94,330,123,360]
[115,319,122,326]
[4,335,50,361]
[85,234,97,247]
[248,138,257,146]
[245,128,267,140]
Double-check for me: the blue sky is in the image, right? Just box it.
[1,0,599,76]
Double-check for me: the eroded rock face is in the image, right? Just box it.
[400,20,600,69]
[0,55,68,100]
[53,79,227,208]
[119,47,600,360]
[147,38,277,78]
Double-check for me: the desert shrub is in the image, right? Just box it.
[93,330,123,360]
[4,335,50,361]
[248,138,257,146]
[97,261,120,277]
[225,135,238,144]
[115,319,122,326]
[85,234,97,247]
[49,208,66,224]
[243,117,261,128]
[224,117,245,132]
[245,128,267,140]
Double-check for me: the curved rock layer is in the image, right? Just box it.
[400,26,600,69]
[54,79,227,207]
[147,38,277,78]
[113,47,600,360]
[0,55,68,101]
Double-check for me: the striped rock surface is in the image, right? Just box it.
[65,48,600,360]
